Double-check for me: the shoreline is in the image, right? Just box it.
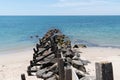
[0,47,120,80]
[1,43,120,54]
[0,43,35,55]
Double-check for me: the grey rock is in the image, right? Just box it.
[66,50,72,55]
[72,56,79,60]
[36,68,47,78]
[75,52,80,57]
[72,60,86,72]
[72,60,87,72]
[72,53,81,60]
[66,57,72,63]
[81,60,91,65]
[44,54,55,61]
[50,58,58,63]
[80,76,96,80]
[72,60,83,66]
[31,66,38,71]
[42,71,53,78]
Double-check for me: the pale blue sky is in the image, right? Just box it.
[0,0,120,15]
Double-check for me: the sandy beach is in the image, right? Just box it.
[79,47,120,80]
[0,47,120,80]
[0,48,42,80]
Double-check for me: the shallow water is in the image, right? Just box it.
[0,16,120,52]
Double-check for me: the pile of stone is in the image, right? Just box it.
[27,29,91,80]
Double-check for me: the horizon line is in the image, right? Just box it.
[0,14,120,16]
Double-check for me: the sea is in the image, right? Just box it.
[0,16,120,53]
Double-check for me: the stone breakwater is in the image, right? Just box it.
[26,29,94,80]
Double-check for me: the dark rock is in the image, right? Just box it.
[30,36,33,38]
[65,49,75,58]
[35,35,39,38]
[76,71,85,79]
[73,44,87,48]
[73,45,79,48]
[48,63,58,72]
[21,74,26,80]
[40,62,54,69]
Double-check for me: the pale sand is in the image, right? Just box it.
[0,49,43,80]
[0,47,120,80]
[79,47,120,80]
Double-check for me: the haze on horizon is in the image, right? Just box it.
[0,0,120,15]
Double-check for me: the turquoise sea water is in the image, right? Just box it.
[0,16,120,52]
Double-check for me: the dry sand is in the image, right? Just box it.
[0,47,120,80]
[0,49,43,80]
[79,47,120,80]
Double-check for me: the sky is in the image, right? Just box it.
[0,0,120,15]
